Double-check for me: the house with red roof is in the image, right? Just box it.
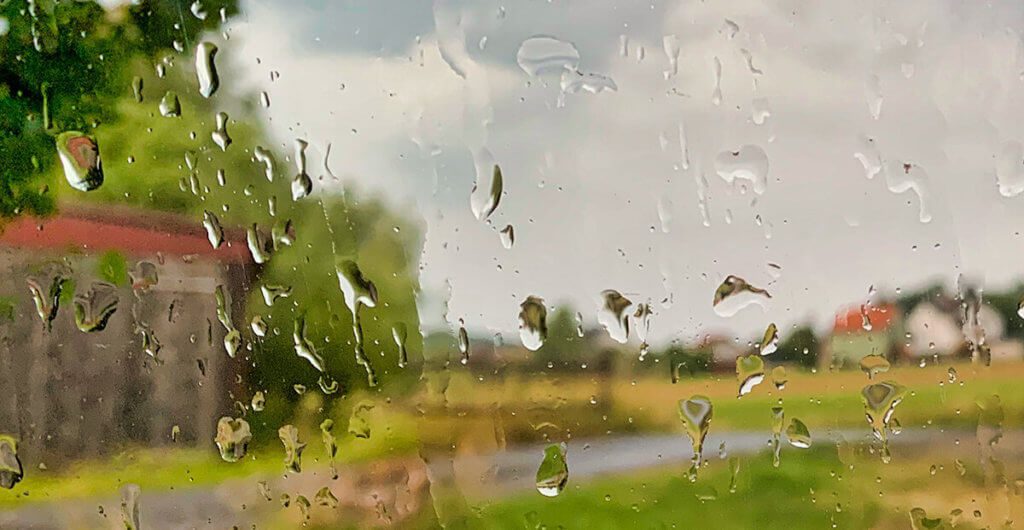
[0,203,258,463]
[820,303,906,370]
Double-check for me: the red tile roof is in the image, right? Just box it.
[833,303,898,335]
[0,204,250,263]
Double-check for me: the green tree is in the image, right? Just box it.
[773,325,819,368]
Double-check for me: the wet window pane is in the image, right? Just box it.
[1,0,1023,528]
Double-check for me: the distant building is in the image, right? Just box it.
[0,204,256,464]
[822,303,904,369]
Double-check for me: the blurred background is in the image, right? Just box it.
[1,0,1024,528]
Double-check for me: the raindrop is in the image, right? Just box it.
[56,132,103,191]
[278,424,305,473]
[884,161,932,223]
[535,443,569,497]
[770,406,784,467]
[679,396,713,480]
[349,402,374,439]
[392,322,409,368]
[211,112,231,150]
[291,139,312,200]
[158,91,181,117]
[195,41,219,98]
[251,391,265,412]
[861,381,907,463]
[27,275,68,331]
[500,225,515,249]
[73,282,118,332]
[253,146,275,182]
[759,323,779,355]
[866,74,882,120]
[751,97,771,125]
[714,145,769,194]
[246,224,272,264]
[518,296,548,351]
[131,76,144,102]
[120,484,141,530]
[909,507,943,530]
[458,322,470,365]
[633,303,652,356]
[0,436,23,489]
[214,416,252,462]
[598,290,632,343]
[785,418,812,448]
[260,284,292,306]
[735,355,765,397]
[713,275,770,317]
[771,365,787,390]
[320,419,337,477]
[202,210,224,249]
[315,487,339,509]
[190,0,207,20]
[516,36,580,76]
[470,162,503,221]
[130,261,159,291]
[293,316,325,372]
[662,35,680,79]
[223,329,241,358]
[859,354,890,379]
[711,57,722,105]
[250,316,267,338]
[996,141,1024,197]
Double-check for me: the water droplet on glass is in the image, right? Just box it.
[499,224,514,249]
[996,141,1024,197]
[884,161,932,223]
[760,323,779,355]
[679,395,713,480]
[211,111,231,151]
[202,210,224,249]
[320,419,337,477]
[120,484,141,530]
[260,284,292,306]
[349,401,374,439]
[253,145,275,182]
[785,418,812,448]
[73,282,118,332]
[770,406,784,467]
[291,139,312,200]
[662,35,680,79]
[214,416,252,462]
[735,355,765,397]
[27,275,68,331]
[469,150,503,222]
[246,224,272,264]
[458,323,470,365]
[56,131,103,191]
[0,435,23,490]
[771,365,788,390]
[158,90,181,117]
[598,290,632,343]
[714,146,769,195]
[251,391,265,412]
[861,381,907,463]
[392,322,409,368]
[713,275,771,317]
[131,75,144,102]
[711,57,723,105]
[516,36,580,76]
[293,315,325,372]
[751,97,771,125]
[909,507,943,530]
[278,424,305,473]
[195,41,219,98]
[866,74,882,120]
[315,486,339,508]
[535,443,569,497]
[859,354,890,379]
[518,296,548,351]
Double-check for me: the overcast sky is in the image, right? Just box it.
[219,0,1024,347]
